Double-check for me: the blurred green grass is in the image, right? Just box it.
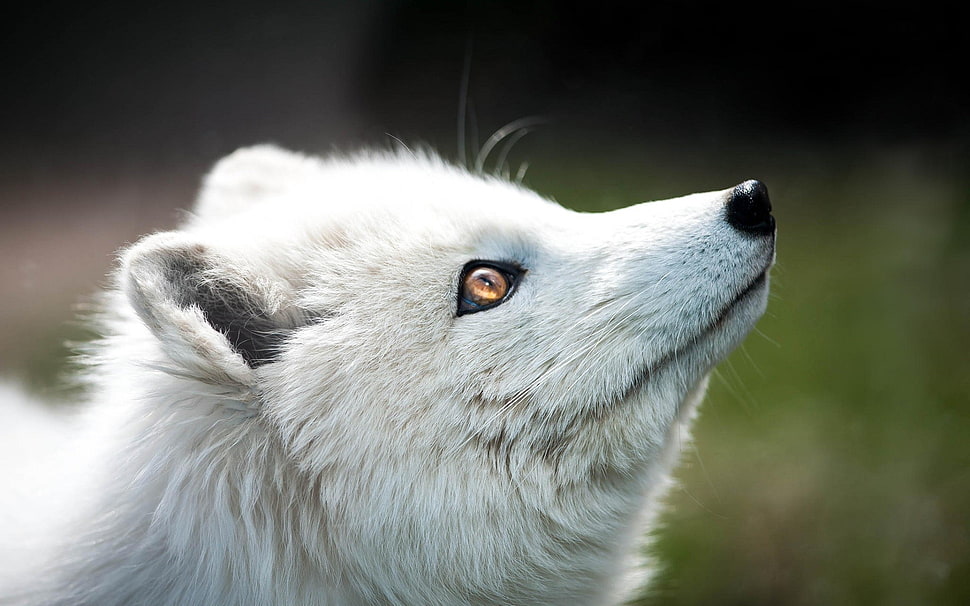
[9,139,968,604]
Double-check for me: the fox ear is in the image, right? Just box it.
[121,233,306,387]
[194,145,318,221]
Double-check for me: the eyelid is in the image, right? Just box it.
[456,261,524,316]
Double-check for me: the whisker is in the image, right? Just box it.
[446,294,640,460]
[738,343,766,379]
[752,326,781,348]
[384,133,415,158]
[505,297,645,421]
[457,38,474,169]
[474,116,547,174]
[546,297,645,394]
[493,127,534,178]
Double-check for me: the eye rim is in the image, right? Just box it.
[456,260,524,316]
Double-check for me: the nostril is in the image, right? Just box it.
[726,179,774,236]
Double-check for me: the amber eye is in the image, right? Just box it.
[457,262,521,316]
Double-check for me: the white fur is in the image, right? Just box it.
[0,145,774,605]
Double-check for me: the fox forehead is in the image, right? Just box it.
[193,146,567,235]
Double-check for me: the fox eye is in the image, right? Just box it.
[457,262,521,316]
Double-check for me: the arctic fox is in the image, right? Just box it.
[0,145,775,605]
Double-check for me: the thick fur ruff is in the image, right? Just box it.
[0,146,774,605]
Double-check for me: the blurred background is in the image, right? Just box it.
[1,1,967,604]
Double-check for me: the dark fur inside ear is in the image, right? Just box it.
[162,253,295,368]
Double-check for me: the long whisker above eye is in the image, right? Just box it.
[474,116,548,174]
[493,127,534,179]
[457,39,474,169]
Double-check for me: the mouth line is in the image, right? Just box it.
[611,262,771,407]
[667,261,771,362]
[715,265,769,328]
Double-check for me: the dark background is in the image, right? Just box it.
[1,2,968,604]
[3,2,967,161]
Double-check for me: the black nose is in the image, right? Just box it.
[726,180,774,236]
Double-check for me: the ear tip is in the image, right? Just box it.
[194,144,314,221]
[120,233,206,307]
[121,232,194,277]
[207,145,304,184]
[117,235,256,385]
[220,143,303,163]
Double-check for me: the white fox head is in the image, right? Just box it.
[104,145,775,605]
